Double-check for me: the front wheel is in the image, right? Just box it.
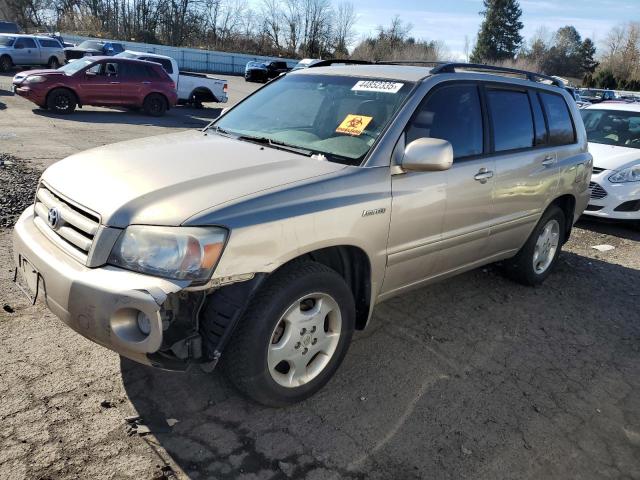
[503,206,566,286]
[47,57,60,69]
[221,261,355,406]
[46,88,76,114]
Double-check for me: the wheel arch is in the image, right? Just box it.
[45,86,79,106]
[189,87,217,103]
[548,194,576,244]
[144,91,169,109]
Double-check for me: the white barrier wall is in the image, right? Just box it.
[63,34,298,75]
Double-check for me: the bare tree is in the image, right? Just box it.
[332,1,355,57]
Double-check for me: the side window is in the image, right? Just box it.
[406,84,483,159]
[529,91,548,145]
[16,37,37,48]
[539,92,576,145]
[487,89,534,152]
[38,39,61,48]
[104,62,118,76]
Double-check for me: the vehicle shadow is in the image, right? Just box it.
[120,251,640,479]
[31,105,223,129]
[576,216,640,242]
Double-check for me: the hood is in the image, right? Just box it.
[41,130,345,228]
[65,46,100,52]
[588,141,640,171]
[13,69,59,83]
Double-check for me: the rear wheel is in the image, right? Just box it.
[46,88,76,114]
[503,206,566,286]
[221,261,355,406]
[143,93,167,117]
[47,57,60,69]
[0,55,12,73]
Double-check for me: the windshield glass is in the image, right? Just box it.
[580,89,604,98]
[0,36,15,46]
[78,40,103,50]
[581,109,640,149]
[58,58,93,75]
[212,74,414,165]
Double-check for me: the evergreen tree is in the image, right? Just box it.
[579,38,599,74]
[470,0,524,63]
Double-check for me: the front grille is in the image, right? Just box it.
[33,184,100,263]
[64,50,84,61]
[589,182,608,199]
[592,166,606,175]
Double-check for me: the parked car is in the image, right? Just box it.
[579,89,616,104]
[64,40,125,62]
[292,58,322,70]
[0,21,21,34]
[12,62,591,406]
[244,59,290,82]
[116,50,228,106]
[580,103,640,227]
[12,56,177,116]
[0,34,65,72]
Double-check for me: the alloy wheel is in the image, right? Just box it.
[533,219,560,274]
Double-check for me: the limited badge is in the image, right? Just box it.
[336,114,373,136]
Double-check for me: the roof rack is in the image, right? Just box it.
[431,62,564,87]
[307,59,564,88]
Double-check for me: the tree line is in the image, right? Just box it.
[2,0,640,90]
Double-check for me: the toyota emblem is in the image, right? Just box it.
[47,207,60,229]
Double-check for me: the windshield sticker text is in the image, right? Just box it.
[352,80,404,93]
[336,114,373,136]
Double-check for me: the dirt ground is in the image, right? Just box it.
[1,72,639,480]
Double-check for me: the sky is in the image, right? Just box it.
[348,0,639,59]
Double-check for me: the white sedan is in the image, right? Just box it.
[581,103,640,227]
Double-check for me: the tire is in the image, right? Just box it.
[503,205,566,286]
[47,57,60,69]
[221,261,355,407]
[0,55,12,73]
[46,88,76,114]
[143,93,167,117]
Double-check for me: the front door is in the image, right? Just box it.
[76,61,123,105]
[12,37,38,65]
[383,82,492,296]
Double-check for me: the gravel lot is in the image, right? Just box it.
[1,71,639,480]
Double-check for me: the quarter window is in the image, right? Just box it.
[407,84,484,159]
[539,92,576,145]
[487,89,534,152]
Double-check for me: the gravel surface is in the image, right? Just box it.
[1,73,639,480]
[0,154,42,228]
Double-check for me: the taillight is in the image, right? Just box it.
[223,83,228,93]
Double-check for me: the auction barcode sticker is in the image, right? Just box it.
[352,80,404,93]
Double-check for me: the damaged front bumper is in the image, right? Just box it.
[13,206,192,367]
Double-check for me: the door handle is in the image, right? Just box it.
[474,168,494,183]
[142,81,151,84]
[109,81,120,84]
[542,155,556,167]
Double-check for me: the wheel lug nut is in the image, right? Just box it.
[312,338,317,345]
[300,328,306,335]
[295,342,300,349]
[302,348,308,355]
[311,326,316,333]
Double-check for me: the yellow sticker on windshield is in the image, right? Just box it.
[336,114,373,136]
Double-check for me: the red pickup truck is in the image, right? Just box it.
[12,56,178,116]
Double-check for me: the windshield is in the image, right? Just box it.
[580,89,604,98]
[212,74,414,165]
[581,109,640,149]
[58,58,93,75]
[0,36,15,46]
[78,40,104,50]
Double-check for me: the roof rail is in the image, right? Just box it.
[308,59,372,68]
[431,62,564,87]
[375,60,447,67]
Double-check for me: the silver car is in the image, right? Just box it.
[0,34,65,72]
[13,62,592,406]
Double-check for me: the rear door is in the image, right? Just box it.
[485,86,560,255]
[36,38,61,64]
[118,61,154,105]
[13,37,37,65]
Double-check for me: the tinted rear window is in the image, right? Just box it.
[407,84,484,159]
[15,37,36,48]
[487,89,534,152]
[539,92,576,145]
[38,38,62,48]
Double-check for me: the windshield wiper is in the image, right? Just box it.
[234,134,314,156]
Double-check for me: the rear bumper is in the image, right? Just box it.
[13,206,188,366]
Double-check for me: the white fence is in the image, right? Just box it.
[63,34,298,75]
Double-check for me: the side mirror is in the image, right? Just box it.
[401,138,453,172]
[85,71,97,77]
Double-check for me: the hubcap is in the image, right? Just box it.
[533,219,560,274]
[268,293,342,388]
